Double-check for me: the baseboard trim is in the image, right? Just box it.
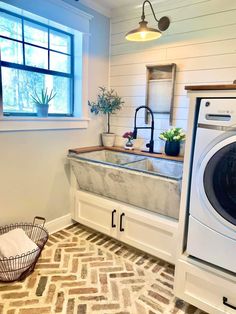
[45,214,73,234]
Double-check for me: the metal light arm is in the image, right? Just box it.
[141,0,160,23]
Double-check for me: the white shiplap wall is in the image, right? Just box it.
[110,0,236,151]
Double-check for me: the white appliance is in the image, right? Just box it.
[187,98,236,273]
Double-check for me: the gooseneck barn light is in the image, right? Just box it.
[125,0,170,42]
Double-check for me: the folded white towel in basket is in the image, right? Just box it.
[0,228,38,259]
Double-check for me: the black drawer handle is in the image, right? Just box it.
[111,209,116,228]
[223,297,236,310]
[120,213,125,232]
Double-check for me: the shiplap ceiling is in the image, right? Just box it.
[93,0,143,9]
[78,0,169,16]
[94,0,168,9]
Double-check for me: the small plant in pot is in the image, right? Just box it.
[123,131,134,150]
[88,87,124,147]
[31,88,56,117]
[159,127,185,156]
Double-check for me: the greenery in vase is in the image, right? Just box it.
[88,87,124,134]
[159,127,185,142]
[31,88,56,106]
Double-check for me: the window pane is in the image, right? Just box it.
[0,12,22,40]
[48,76,71,114]
[2,67,44,113]
[50,51,70,73]
[24,21,48,48]
[50,30,71,53]
[25,44,48,69]
[2,67,71,115]
[0,37,23,63]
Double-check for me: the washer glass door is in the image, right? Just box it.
[204,142,236,226]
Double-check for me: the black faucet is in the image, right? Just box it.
[133,106,154,153]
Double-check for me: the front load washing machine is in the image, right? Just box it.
[187,98,236,273]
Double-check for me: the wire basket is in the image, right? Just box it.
[0,216,49,282]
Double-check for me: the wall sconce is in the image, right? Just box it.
[125,0,170,42]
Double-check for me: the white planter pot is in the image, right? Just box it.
[102,133,115,147]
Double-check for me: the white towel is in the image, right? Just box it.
[0,228,38,259]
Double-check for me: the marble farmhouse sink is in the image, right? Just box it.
[68,150,183,219]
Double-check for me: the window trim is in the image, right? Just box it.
[0,34,91,131]
[0,8,75,117]
[0,116,90,131]
[0,0,93,131]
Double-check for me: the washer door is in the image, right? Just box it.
[203,139,236,226]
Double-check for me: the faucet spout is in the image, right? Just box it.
[133,106,154,153]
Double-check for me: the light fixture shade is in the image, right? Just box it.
[125,21,162,42]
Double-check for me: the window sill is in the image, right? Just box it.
[0,116,90,131]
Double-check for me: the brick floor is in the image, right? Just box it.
[0,223,207,314]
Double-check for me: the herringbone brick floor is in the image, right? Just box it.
[0,223,207,314]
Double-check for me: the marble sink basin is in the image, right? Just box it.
[125,158,182,180]
[72,150,145,165]
[68,150,183,219]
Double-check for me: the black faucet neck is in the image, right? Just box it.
[133,106,154,153]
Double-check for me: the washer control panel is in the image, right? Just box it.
[198,98,236,126]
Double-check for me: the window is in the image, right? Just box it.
[0,9,74,116]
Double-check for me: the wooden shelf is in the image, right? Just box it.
[185,84,236,91]
[69,146,184,162]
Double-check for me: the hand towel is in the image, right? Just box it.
[0,228,38,259]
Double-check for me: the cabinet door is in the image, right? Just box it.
[118,204,178,264]
[74,191,118,237]
[175,259,236,314]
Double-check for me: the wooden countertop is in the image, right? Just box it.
[185,84,236,91]
[69,146,184,162]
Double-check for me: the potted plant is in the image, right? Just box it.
[88,87,124,147]
[31,88,56,117]
[159,127,185,156]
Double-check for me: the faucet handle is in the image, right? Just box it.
[146,143,150,148]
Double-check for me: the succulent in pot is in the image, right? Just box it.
[159,127,185,156]
[31,88,56,117]
[88,87,124,147]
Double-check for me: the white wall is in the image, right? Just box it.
[0,0,110,225]
[110,0,236,150]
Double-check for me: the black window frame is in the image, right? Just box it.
[0,8,74,117]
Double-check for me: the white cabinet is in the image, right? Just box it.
[74,191,118,238]
[118,203,177,262]
[74,190,178,264]
[175,258,236,314]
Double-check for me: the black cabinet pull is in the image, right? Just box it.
[111,209,116,228]
[223,297,236,310]
[120,213,125,232]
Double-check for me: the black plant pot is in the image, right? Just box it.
[165,141,180,156]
